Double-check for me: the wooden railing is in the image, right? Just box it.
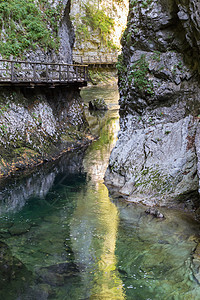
[0,59,88,86]
[73,54,118,65]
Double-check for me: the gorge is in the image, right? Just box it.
[1,0,200,299]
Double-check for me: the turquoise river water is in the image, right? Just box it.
[0,86,200,299]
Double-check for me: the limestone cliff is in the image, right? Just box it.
[70,0,129,59]
[0,87,90,177]
[70,0,129,85]
[105,0,200,208]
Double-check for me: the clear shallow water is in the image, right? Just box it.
[0,86,200,299]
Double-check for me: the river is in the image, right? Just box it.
[0,86,200,299]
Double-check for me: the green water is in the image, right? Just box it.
[0,86,200,299]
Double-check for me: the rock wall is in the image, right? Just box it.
[70,0,129,59]
[0,87,90,177]
[105,0,200,208]
[26,0,75,63]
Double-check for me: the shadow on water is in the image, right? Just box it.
[0,86,200,299]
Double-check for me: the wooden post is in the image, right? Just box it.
[33,64,36,82]
[86,66,89,81]
[67,65,69,81]
[46,64,49,81]
[83,66,86,81]
[59,65,61,81]
[11,61,14,81]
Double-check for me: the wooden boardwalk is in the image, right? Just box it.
[0,59,88,88]
[73,53,118,66]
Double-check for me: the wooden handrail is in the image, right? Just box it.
[0,59,88,67]
[0,59,88,85]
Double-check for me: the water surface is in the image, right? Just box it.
[0,85,200,299]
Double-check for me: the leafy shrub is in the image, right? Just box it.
[129,54,154,96]
[0,0,63,58]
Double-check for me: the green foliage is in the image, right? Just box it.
[0,124,8,135]
[74,3,116,49]
[130,0,137,6]
[116,53,127,88]
[0,103,9,115]
[126,32,132,46]
[152,50,161,62]
[116,53,127,74]
[0,0,63,58]
[141,0,153,8]
[76,24,90,40]
[83,4,114,39]
[130,0,152,9]
[88,67,113,85]
[129,54,154,96]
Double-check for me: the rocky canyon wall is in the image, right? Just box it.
[105,0,200,209]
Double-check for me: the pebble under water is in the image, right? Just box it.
[0,86,200,299]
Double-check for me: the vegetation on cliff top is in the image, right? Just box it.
[0,0,63,58]
[72,3,117,50]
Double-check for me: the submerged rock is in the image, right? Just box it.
[36,262,79,286]
[0,241,32,297]
[9,223,31,236]
[145,208,164,219]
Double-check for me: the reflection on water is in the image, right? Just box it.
[70,91,123,298]
[0,86,200,299]
[0,151,85,215]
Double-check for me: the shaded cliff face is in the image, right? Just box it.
[105,0,200,208]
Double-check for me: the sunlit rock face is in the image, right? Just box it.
[70,0,129,58]
[105,0,200,208]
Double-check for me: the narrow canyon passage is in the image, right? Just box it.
[0,86,200,299]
